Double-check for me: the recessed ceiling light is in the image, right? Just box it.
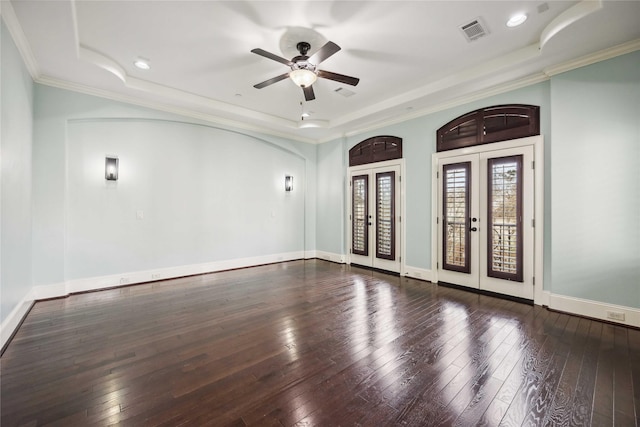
[134,59,150,70]
[507,13,528,27]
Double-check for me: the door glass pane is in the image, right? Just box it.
[488,156,523,281]
[443,163,471,273]
[376,172,395,260]
[352,175,368,256]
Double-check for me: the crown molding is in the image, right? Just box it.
[68,0,316,143]
[35,75,317,145]
[340,73,550,141]
[7,0,640,146]
[76,45,299,130]
[331,43,542,130]
[544,38,640,77]
[1,0,40,79]
[18,38,640,147]
[338,39,640,142]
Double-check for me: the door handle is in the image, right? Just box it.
[470,217,478,231]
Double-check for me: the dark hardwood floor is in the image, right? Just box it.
[1,260,639,426]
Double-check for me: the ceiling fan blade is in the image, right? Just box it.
[308,41,341,65]
[303,85,315,101]
[251,48,292,66]
[254,73,290,89]
[317,70,360,86]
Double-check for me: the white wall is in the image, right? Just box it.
[1,19,33,324]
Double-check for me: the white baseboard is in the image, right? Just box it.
[63,251,307,296]
[3,251,305,351]
[539,290,551,307]
[549,293,640,328]
[34,281,67,300]
[315,251,346,264]
[5,255,638,352]
[1,289,35,351]
[403,265,433,282]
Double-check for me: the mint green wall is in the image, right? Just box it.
[551,51,640,308]
[1,19,34,323]
[32,85,316,286]
[65,119,305,279]
[316,51,639,310]
[316,137,345,255]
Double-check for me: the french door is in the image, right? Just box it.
[349,162,401,273]
[437,145,534,300]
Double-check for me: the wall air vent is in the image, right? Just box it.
[459,17,489,42]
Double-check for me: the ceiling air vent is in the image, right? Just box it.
[335,87,356,98]
[459,17,489,42]
[538,2,550,13]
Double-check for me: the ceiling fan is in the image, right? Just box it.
[251,41,359,101]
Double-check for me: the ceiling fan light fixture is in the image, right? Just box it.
[289,69,317,87]
[251,40,357,101]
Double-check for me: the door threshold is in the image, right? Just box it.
[349,263,401,277]
[437,281,533,305]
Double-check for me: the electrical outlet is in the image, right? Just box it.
[415,272,422,278]
[606,311,625,321]
[151,273,161,280]
[120,277,130,285]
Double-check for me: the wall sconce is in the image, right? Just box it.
[105,156,119,181]
[285,175,293,192]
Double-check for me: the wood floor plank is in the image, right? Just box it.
[1,260,638,426]
[569,320,603,426]
[612,325,636,426]
[542,317,593,426]
[629,328,640,427]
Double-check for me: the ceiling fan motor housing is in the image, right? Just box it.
[291,59,316,72]
[296,42,311,56]
[291,42,316,73]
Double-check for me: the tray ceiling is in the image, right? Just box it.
[4,0,640,143]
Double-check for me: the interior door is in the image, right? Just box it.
[349,163,401,273]
[437,145,534,300]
